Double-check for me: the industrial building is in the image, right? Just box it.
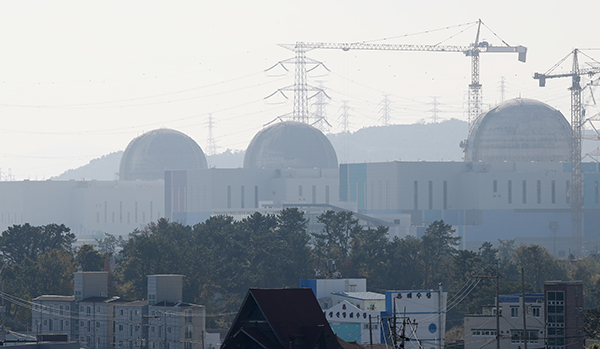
[0,97,597,254]
[32,273,206,349]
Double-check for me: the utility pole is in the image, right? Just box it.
[475,273,501,349]
[369,315,373,349]
[339,100,352,133]
[379,94,393,126]
[429,96,441,123]
[521,268,528,349]
[206,114,217,156]
[496,268,500,349]
[499,77,506,102]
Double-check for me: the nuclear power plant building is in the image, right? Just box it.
[0,98,598,255]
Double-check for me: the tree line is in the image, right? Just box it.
[0,210,599,337]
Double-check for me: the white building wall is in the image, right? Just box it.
[31,297,75,340]
[464,297,545,349]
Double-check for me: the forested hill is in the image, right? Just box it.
[52,120,468,180]
[328,118,467,163]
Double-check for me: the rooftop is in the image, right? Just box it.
[332,292,385,300]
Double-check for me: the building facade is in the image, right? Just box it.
[31,295,75,341]
[32,273,206,349]
[545,281,584,349]
[464,294,545,349]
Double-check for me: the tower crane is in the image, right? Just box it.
[279,19,527,131]
[534,49,600,256]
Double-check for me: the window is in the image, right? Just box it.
[472,329,496,337]
[511,330,539,344]
[414,181,418,209]
[532,307,540,318]
[493,180,497,193]
[508,180,512,204]
[241,186,245,208]
[185,325,193,339]
[119,324,124,331]
[511,307,519,318]
[552,180,556,204]
[443,181,447,209]
[428,180,433,209]
[537,180,541,204]
[522,180,527,204]
[120,309,124,316]
[364,324,379,330]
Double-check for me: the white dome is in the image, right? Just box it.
[244,121,338,169]
[464,98,571,162]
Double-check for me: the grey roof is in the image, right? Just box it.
[331,292,385,300]
[464,98,571,163]
[32,295,75,302]
[119,129,207,181]
[243,121,338,169]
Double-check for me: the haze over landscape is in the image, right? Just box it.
[1,1,600,180]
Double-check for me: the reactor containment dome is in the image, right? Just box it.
[119,129,208,181]
[463,98,571,163]
[243,121,338,169]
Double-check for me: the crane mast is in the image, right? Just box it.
[280,20,527,130]
[534,49,600,256]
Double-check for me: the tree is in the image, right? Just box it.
[116,218,198,301]
[96,233,124,255]
[76,244,104,271]
[421,220,460,288]
[349,226,389,291]
[0,223,75,265]
[386,235,423,290]
[275,208,312,285]
[313,210,363,276]
[1,249,75,330]
[512,244,567,292]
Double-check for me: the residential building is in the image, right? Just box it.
[32,272,206,349]
[114,300,148,349]
[382,289,447,349]
[31,296,75,341]
[545,281,584,349]
[330,291,385,311]
[221,288,342,349]
[463,294,545,349]
[147,302,205,349]
[324,300,381,344]
[77,296,124,349]
[299,278,367,310]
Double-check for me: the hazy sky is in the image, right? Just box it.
[1,1,599,180]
